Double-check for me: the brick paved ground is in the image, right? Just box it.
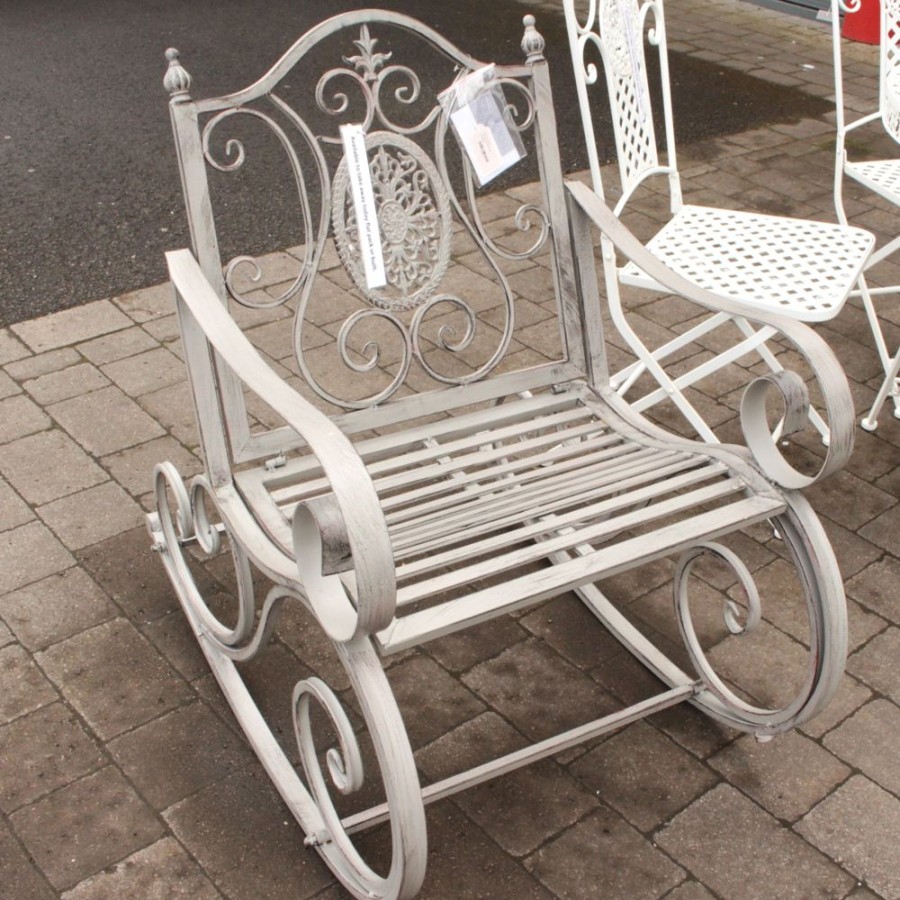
[2,0,899,897]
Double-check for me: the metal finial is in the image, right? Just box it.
[521,15,545,63]
[164,48,192,101]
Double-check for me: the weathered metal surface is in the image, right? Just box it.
[832,0,900,431]
[149,10,851,898]
[563,0,873,447]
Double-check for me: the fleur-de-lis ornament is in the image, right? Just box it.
[344,25,392,82]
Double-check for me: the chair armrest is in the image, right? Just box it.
[166,248,394,641]
[566,180,854,488]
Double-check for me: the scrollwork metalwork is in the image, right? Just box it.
[154,464,264,655]
[202,105,320,309]
[317,25,440,141]
[332,132,452,310]
[674,541,766,714]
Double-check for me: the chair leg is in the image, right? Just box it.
[149,463,427,900]
[861,346,900,431]
[857,276,900,432]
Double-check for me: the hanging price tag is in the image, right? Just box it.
[340,123,387,289]
[441,66,526,186]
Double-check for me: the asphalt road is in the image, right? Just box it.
[0,0,830,325]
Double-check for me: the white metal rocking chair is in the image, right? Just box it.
[832,0,900,431]
[563,0,874,443]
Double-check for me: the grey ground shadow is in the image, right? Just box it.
[0,0,830,324]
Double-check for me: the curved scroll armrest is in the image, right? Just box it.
[565,180,855,488]
[166,248,394,641]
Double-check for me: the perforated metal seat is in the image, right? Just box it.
[621,205,873,322]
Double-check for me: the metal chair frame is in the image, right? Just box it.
[564,0,874,442]
[832,0,900,430]
[149,11,852,897]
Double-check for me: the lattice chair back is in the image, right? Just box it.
[881,0,900,141]
[564,0,681,211]
[164,12,586,474]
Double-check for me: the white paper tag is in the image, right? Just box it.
[450,91,522,185]
[340,123,386,289]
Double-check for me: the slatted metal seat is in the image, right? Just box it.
[831,0,900,430]
[148,11,853,898]
[564,0,873,441]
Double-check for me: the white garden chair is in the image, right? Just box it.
[563,0,874,442]
[832,0,900,430]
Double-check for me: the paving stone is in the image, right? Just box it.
[101,346,186,397]
[101,435,200,497]
[0,521,74,595]
[456,760,600,857]
[61,836,221,900]
[10,766,164,891]
[571,721,719,832]
[859,503,900,555]
[11,300,132,353]
[0,567,115,651]
[823,699,900,796]
[137,380,200,447]
[0,329,31,365]
[653,702,740,760]
[806,470,894,532]
[426,614,527,674]
[0,476,33,531]
[49,385,165,455]
[709,730,849,821]
[463,640,618,743]
[38,481,144,550]
[0,702,104,813]
[527,806,685,900]
[109,702,251,811]
[800,673,872,740]
[847,556,900,624]
[77,526,212,623]
[0,643,58,723]
[388,803,554,899]
[797,776,900,899]
[388,655,486,749]
[23,362,110,405]
[5,348,82,382]
[0,394,51,445]
[663,884,717,900]
[847,627,900,702]
[657,785,853,900]
[415,712,527,783]
[0,618,12,647]
[165,768,334,900]
[141,608,209,681]
[705,620,811,712]
[519,594,625,670]
[113,283,174,322]
[0,368,20,399]
[76,326,160,365]
[0,818,55,899]
[37,618,194,740]
[0,429,108,505]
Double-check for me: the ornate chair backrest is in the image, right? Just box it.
[563,0,681,213]
[165,11,592,471]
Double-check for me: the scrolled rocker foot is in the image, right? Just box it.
[672,496,847,738]
[149,462,425,900]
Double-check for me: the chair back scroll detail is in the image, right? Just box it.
[166,12,581,450]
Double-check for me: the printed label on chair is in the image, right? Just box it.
[340,124,387,289]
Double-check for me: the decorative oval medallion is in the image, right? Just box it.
[332,131,452,311]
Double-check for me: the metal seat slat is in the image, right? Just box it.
[393,457,728,582]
